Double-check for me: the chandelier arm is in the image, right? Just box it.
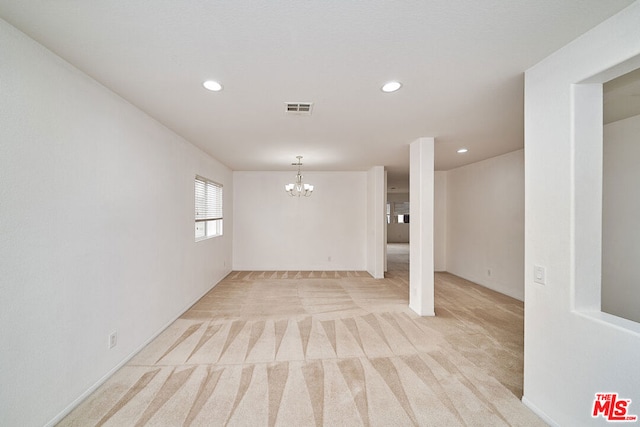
[285,155,313,197]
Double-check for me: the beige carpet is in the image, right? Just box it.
[59,245,544,426]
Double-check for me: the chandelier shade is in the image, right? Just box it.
[285,156,314,197]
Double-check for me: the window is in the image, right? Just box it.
[395,202,410,224]
[387,201,410,224]
[195,176,223,240]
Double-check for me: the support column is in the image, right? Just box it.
[367,166,386,278]
[409,138,435,316]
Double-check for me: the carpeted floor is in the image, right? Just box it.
[59,244,544,426]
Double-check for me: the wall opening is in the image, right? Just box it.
[572,54,640,332]
[387,197,410,243]
[601,67,640,324]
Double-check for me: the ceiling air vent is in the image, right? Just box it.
[285,102,313,115]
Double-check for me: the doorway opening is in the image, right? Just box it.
[386,181,410,281]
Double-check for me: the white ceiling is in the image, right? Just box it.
[0,0,635,189]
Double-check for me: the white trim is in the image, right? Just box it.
[522,396,560,427]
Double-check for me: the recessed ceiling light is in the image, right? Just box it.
[381,81,402,93]
[457,148,469,154]
[203,80,223,91]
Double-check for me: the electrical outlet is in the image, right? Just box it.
[108,331,117,349]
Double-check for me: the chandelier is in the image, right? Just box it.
[285,156,314,197]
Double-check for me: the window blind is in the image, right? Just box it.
[195,176,223,222]
[394,202,410,215]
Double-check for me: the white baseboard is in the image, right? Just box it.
[522,396,559,427]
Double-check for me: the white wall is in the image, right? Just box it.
[524,3,640,425]
[0,20,232,427]
[445,150,525,300]
[602,114,640,323]
[434,171,447,272]
[233,171,367,271]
